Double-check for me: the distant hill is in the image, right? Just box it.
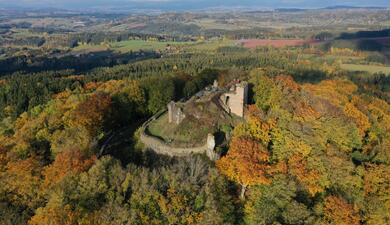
[1,1,389,12]
[275,8,308,12]
[324,5,387,10]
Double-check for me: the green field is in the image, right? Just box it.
[183,39,237,52]
[341,64,390,74]
[73,44,110,53]
[72,39,236,54]
[111,40,193,52]
[73,40,194,53]
[188,18,250,30]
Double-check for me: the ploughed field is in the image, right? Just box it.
[238,39,320,48]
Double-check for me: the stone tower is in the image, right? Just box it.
[167,101,186,124]
[220,81,248,117]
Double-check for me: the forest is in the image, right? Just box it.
[0,6,389,225]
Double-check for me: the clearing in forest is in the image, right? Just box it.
[239,39,320,48]
[341,63,390,74]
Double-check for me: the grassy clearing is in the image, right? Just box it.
[300,54,365,65]
[341,64,390,74]
[73,44,110,52]
[182,39,237,52]
[72,39,236,54]
[189,18,250,30]
[111,40,193,52]
[73,40,193,53]
[10,29,39,38]
[147,113,213,147]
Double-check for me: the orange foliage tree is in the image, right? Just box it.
[28,204,80,225]
[364,164,390,197]
[344,102,371,137]
[67,93,111,136]
[288,154,329,196]
[303,79,358,106]
[323,196,360,225]
[2,157,43,208]
[42,149,96,189]
[217,137,272,199]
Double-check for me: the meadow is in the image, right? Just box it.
[110,40,193,52]
[183,39,237,52]
[341,63,390,74]
[239,39,320,48]
[73,39,195,53]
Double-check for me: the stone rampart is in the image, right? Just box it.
[139,110,219,160]
[140,132,210,157]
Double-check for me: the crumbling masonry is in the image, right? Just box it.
[141,80,248,160]
[167,101,186,124]
[219,81,248,117]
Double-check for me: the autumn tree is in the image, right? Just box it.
[1,157,43,208]
[233,105,275,145]
[28,204,80,225]
[343,101,370,137]
[250,69,282,111]
[244,175,312,225]
[217,137,272,199]
[323,196,360,225]
[67,92,112,137]
[288,154,330,196]
[42,149,96,189]
[363,164,390,225]
[0,146,8,170]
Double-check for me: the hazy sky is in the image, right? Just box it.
[1,0,389,10]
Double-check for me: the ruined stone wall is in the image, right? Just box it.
[140,132,210,157]
[220,82,248,117]
[140,111,219,160]
[167,101,185,124]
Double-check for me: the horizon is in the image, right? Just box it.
[1,0,389,11]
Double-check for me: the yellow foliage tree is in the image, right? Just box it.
[288,154,328,196]
[3,157,43,208]
[344,102,370,137]
[303,79,358,106]
[217,137,272,199]
[233,105,275,145]
[29,204,79,225]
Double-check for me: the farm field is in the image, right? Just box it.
[188,18,251,30]
[72,44,110,53]
[341,63,390,74]
[183,39,237,52]
[73,40,194,53]
[238,39,320,48]
[110,40,193,52]
[72,39,242,55]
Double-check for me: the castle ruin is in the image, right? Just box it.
[142,79,248,160]
[167,80,248,124]
[167,101,186,124]
[219,81,248,118]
